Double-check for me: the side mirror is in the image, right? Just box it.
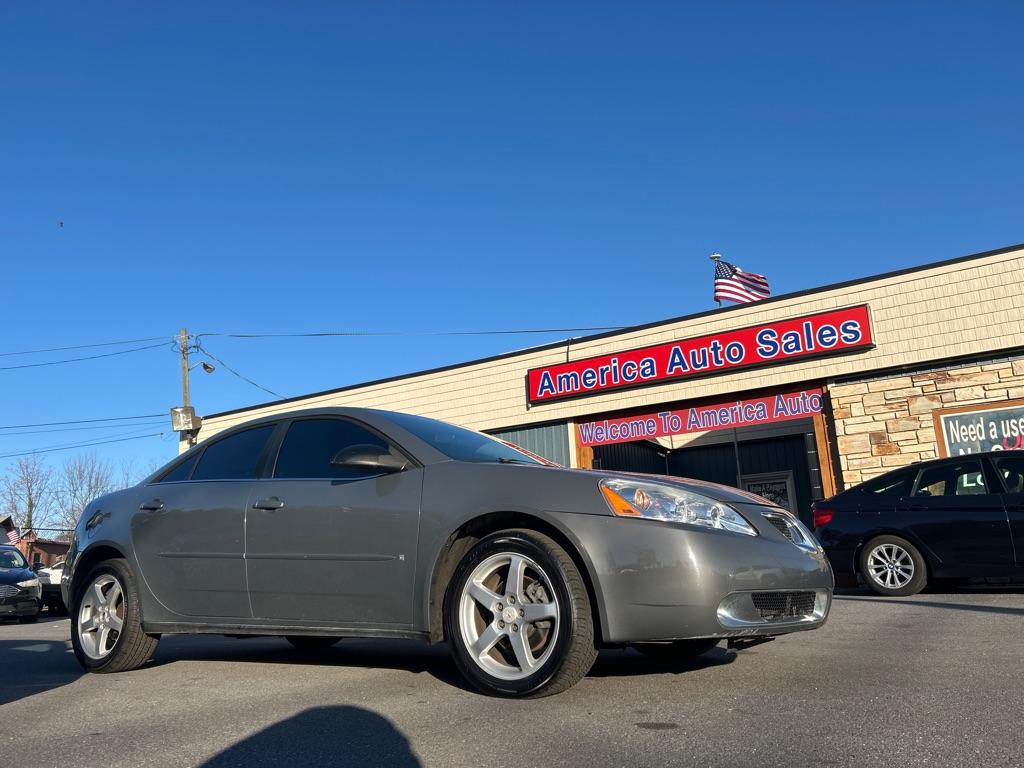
[31,563,44,572]
[330,444,408,474]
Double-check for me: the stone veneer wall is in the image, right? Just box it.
[829,355,1024,489]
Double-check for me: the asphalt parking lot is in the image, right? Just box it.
[2,587,1022,768]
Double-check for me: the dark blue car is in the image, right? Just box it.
[0,545,42,622]
[813,452,1024,595]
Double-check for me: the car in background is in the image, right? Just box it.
[62,407,832,698]
[0,545,42,623]
[813,451,1024,596]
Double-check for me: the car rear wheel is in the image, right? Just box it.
[71,558,160,672]
[633,638,720,661]
[444,529,597,698]
[860,535,927,597]
[285,636,342,650]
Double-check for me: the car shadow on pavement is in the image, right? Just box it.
[151,635,737,692]
[833,594,1024,616]
[588,645,737,678]
[199,706,421,767]
[0,631,81,706]
[151,636,475,692]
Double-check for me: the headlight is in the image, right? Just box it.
[600,478,758,536]
[17,578,40,588]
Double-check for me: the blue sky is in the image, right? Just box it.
[1,1,1022,477]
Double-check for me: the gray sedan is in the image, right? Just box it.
[62,408,832,697]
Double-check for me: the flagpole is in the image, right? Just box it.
[710,252,722,306]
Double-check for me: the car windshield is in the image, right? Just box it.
[387,412,546,466]
[0,548,28,569]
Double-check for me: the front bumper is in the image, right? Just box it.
[0,585,42,619]
[561,504,834,644]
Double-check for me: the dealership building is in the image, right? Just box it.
[194,244,1024,524]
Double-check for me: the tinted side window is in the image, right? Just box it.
[993,455,1024,493]
[913,460,987,497]
[860,470,914,497]
[274,419,392,479]
[192,425,275,481]
[158,453,200,483]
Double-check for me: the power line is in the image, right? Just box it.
[1,425,161,453]
[0,341,172,371]
[0,336,172,358]
[195,342,284,399]
[0,420,166,437]
[0,414,164,430]
[194,326,624,340]
[0,431,166,460]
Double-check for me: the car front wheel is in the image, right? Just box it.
[860,535,927,597]
[444,529,597,698]
[70,558,160,672]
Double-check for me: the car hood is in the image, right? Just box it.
[0,566,36,585]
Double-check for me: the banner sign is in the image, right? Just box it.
[934,399,1024,456]
[527,305,873,404]
[577,388,824,447]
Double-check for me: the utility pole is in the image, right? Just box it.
[171,328,202,447]
[179,328,191,410]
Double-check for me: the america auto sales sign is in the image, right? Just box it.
[527,305,873,404]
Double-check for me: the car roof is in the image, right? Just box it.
[837,450,1019,496]
[891,450,1016,472]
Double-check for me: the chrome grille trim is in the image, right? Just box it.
[717,588,830,628]
[0,584,19,598]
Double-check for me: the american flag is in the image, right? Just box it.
[713,255,770,304]
[5,526,20,545]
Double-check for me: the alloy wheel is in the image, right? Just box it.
[77,574,125,660]
[866,543,915,590]
[458,552,560,681]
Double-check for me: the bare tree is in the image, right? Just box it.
[52,453,115,537]
[1,455,55,532]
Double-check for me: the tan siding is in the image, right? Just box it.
[195,248,1024,444]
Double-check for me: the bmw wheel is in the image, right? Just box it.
[71,559,160,672]
[444,529,597,697]
[860,535,927,597]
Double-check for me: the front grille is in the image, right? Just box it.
[751,591,816,621]
[764,515,795,543]
[0,584,18,599]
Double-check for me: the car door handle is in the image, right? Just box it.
[85,510,111,529]
[139,499,164,512]
[252,497,285,511]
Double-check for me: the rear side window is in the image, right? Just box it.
[158,453,200,483]
[860,470,914,497]
[913,460,987,497]
[274,418,392,479]
[192,425,275,481]
[993,455,1024,493]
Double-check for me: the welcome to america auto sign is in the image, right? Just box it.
[526,305,873,404]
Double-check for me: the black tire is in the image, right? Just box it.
[47,598,66,615]
[859,535,928,597]
[444,529,597,698]
[285,636,342,650]
[633,638,720,661]
[70,558,160,672]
